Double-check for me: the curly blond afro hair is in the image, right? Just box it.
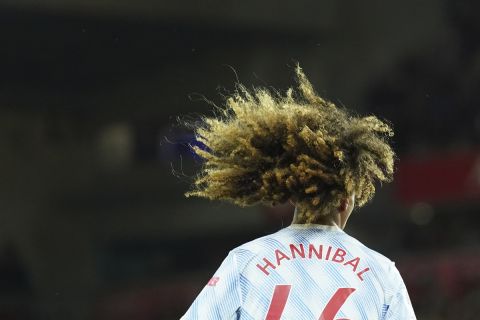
[186,65,395,221]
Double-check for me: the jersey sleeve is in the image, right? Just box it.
[181,251,242,320]
[382,264,416,320]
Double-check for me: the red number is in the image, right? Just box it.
[265,285,291,320]
[318,288,356,320]
[265,285,355,320]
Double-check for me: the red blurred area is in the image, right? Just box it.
[396,151,480,203]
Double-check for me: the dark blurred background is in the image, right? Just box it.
[1,0,480,319]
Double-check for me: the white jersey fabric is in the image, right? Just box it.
[181,224,416,320]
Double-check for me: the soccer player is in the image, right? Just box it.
[181,65,416,319]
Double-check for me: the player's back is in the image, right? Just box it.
[182,224,415,320]
[236,224,395,319]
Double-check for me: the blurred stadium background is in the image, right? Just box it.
[0,0,479,319]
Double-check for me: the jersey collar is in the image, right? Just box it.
[288,223,344,232]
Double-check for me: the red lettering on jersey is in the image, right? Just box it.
[266,285,356,320]
[257,244,371,281]
[207,276,220,286]
[318,288,356,320]
[308,244,323,259]
[265,285,291,320]
[325,246,332,260]
[332,248,346,263]
[289,243,305,259]
[257,258,276,276]
[343,257,360,272]
[275,249,291,266]
[356,267,370,281]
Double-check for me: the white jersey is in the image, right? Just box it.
[181,224,416,320]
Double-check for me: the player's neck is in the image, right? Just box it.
[291,207,342,228]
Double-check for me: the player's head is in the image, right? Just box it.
[186,65,395,224]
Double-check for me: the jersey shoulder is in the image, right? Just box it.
[342,232,403,294]
[343,233,393,266]
[228,229,288,270]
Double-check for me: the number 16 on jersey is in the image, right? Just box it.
[265,285,356,320]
